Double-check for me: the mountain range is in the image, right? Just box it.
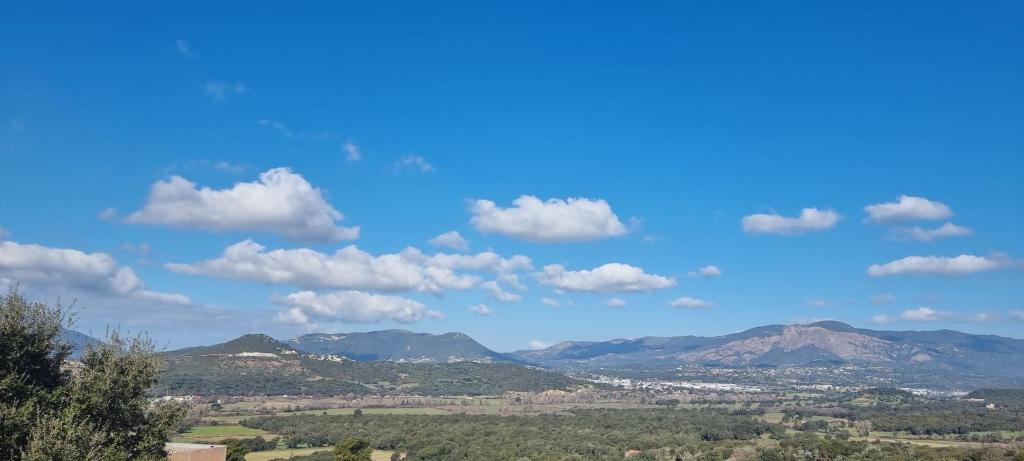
[150,333,579,396]
[287,330,520,363]
[511,321,1024,377]
[63,321,1024,394]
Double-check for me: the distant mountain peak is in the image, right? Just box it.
[288,329,520,364]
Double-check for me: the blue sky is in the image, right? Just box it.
[1,1,1022,351]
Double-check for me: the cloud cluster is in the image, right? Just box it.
[126,167,359,242]
[470,195,628,242]
[865,195,952,223]
[167,240,531,294]
[539,263,675,293]
[867,254,1012,277]
[0,240,189,305]
[275,290,442,325]
[742,208,839,235]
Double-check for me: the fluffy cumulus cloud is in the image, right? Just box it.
[275,290,441,325]
[481,280,522,303]
[687,265,722,278]
[167,240,530,294]
[126,168,359,242]
[428,231,469,251]
[606,297,627,307]
[864,195,952,223]
[888,223,972,242]
[538,263,675,293]
[867,254,1012,277]
[467,304,493,316]
[541,297,561,307]
[741,208,839,235]
[470,195,628,242]
[668,296,713,308]
[1010,310,1024,322]
[0,240,189,305]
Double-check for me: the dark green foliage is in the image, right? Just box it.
[0,288,184,460]
[242,408,779,461]
[198,436,280,461]
[967,389,1024,408]
[334,437,372,461]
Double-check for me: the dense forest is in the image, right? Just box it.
[240,409,1024,461]
[243,409,779,460]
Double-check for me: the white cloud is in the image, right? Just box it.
[808,299,829,308]
[468,304,493,316]
[528,340,550,350]
[1009,310,1024,322]
[865,195,952,223]
[888,223,973,242]
[541,297,561,307]
[481,280,522,303]
[870,294,895,305]
[867,254,1012,277]
[606,297,627,307]
[274,290,442,325]
[687,265,722,278]
[428,231,469,251]
[167,240,529,294]
[175,39,197,59]
[0,240,188,305]
[393,154,434,173]
[538,263,675,293]
[126,167,359,242]
[470,195,628,242]
[668,296,713,309]
[0,228,8,240]
[204,81,245,102]
[873,307,999,324]
[901,307,940,321]
[344,142,361,162]
[741,208,839,235]
[498,273,527,291]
